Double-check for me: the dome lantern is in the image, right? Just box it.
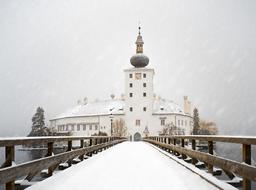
[130,27,149,68]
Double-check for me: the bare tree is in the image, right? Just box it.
[112,118,127,137]
[198,120,218,135]
[159,123,185,136]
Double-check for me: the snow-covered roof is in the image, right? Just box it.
[153,98,185,115]
[51,97,187,120]
[51,99,125,120]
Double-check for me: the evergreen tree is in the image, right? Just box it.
[28,107,49,136]
[32,107,45,129]
[192,108,200,135]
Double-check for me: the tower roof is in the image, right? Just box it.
[130,26,149,68]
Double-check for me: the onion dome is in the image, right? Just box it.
[130,27,149,68]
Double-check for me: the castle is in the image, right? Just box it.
[50,28,193,140]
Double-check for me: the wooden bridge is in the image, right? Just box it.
[0,135,255,190]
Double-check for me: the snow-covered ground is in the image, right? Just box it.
[27,142,236,190]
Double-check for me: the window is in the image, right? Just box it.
[185,120,187,126]
[143,73,146,78]
[129,73,133,78]
[143,83,146,87]
[83,124,86,131]
[135,73,142,79]
[89,125,92,130]
[129,83,133,87]
[71,125,74,131]
[161,119,165,126]
[130,107,133,112]
[77,124,80,131]
[129,93,133,97]
[143,92,146,97]
[65,125,68,131]
[143,107,146,112]
[178,120,180,126]
[135,120,140,126]
[95,125,98,130]
[181,120,183,126]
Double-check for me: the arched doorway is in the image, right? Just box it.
[133,132,141,141]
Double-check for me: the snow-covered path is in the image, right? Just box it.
[28,142,232,190]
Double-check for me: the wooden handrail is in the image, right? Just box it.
[144,135,256,190]
[148,135,256,145]
[0,136,127,190]
[0,136,123,147]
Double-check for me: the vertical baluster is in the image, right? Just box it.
[79,140,84,161]
[208,141,213,173]
[242,144,251,190]
[5,146,15,190]
[181,139,186,159]
[173,139,177,156]
[47,142,53,176]
[67,141,72,167]
[192,139,197,165]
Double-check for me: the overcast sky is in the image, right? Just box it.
[0,0,256,137]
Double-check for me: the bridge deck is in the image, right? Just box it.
[27,142,235,190]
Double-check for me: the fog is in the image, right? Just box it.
[0,0,256,136]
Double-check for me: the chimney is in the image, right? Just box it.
[183,96,191,115]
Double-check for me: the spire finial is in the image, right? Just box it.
[138,21,141,35]
[135,23,144,53]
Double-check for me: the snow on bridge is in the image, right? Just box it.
[27,142,236,190]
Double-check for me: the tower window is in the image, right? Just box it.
[143,107,146,112]
[143,83,146,87]
[135,120,140,126]
[129,83,133,87]
[161,119,165,126]
[135,73,142,79]
[129,93,133,97]
[129,74,133,78]
[130,107,133,112]
[83,124,86,131]
[77,124,80,131]
[143,73,146,78]
[143,92,146,97]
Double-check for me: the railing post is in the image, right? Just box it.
[181,139,186,159]
[5,145,15,190]
[192,139,197,165]
[242,144,251,190]
[208,141,213,174]
[79,140,84,161]
[67,141,72,167]
[47,142,53,176]
[167,138,171,153]
[173,139,177,155]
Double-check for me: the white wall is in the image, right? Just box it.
[124,67,154,138]
[50,114,125,136]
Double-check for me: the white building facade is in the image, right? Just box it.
[50,28,193,140]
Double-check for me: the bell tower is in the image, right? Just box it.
[124,27,154,140]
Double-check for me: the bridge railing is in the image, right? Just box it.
[0,136,126,190]
[143,135,256,190]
